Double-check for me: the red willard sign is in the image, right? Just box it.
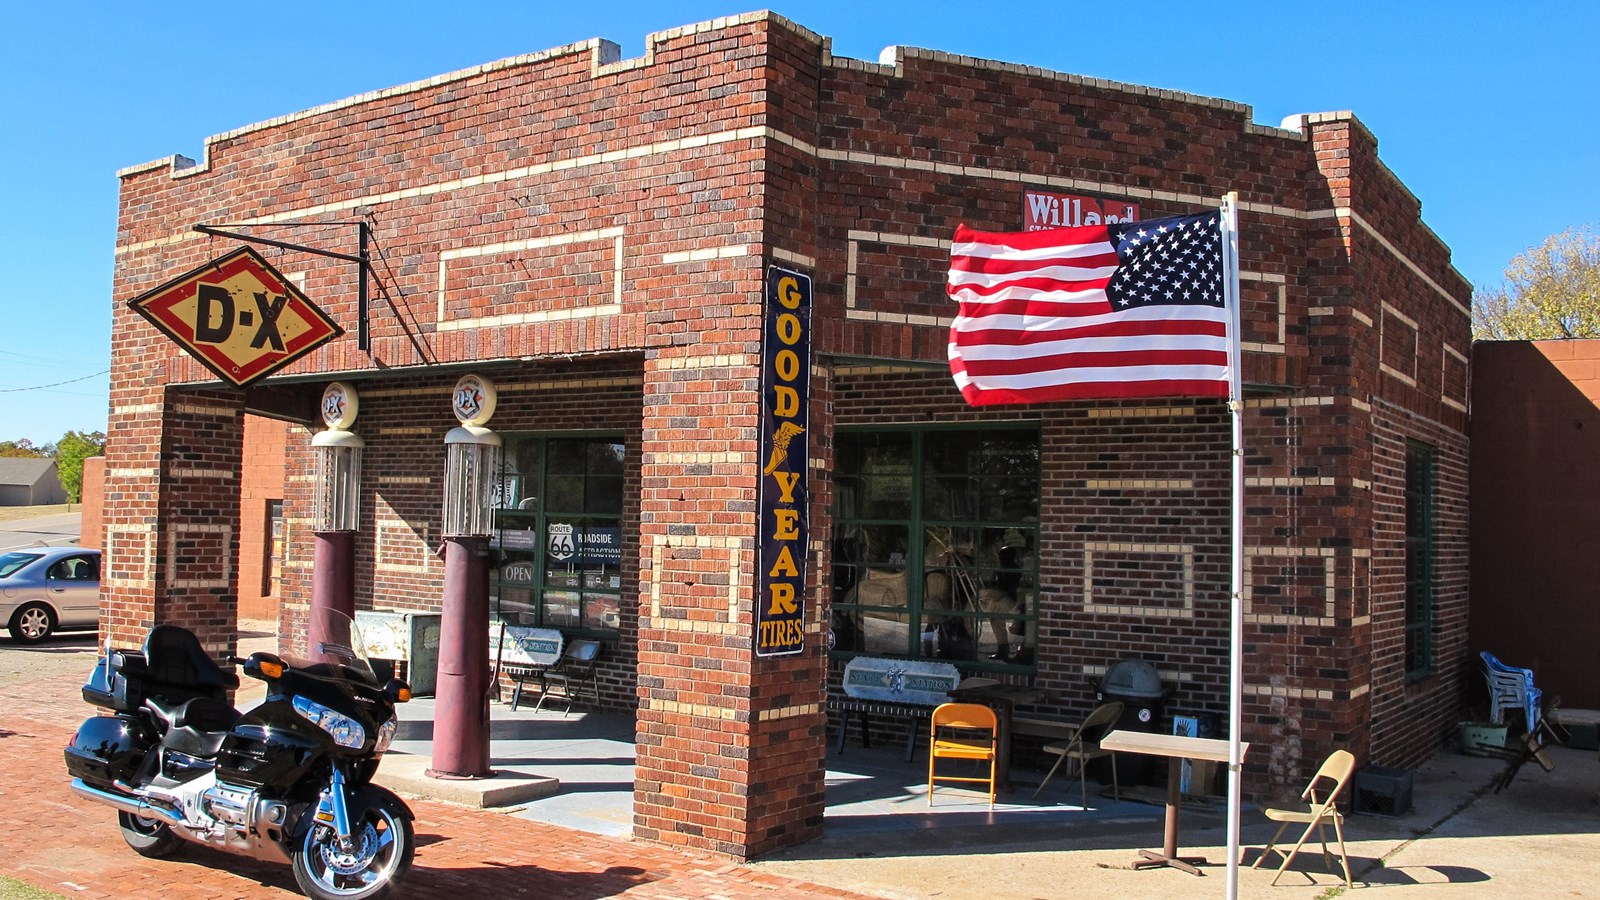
[127,246,344,388]
[1022,189,1139,231]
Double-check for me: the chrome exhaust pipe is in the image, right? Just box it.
[70,778,184,827]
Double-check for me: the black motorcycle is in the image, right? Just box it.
[64,609,415,900]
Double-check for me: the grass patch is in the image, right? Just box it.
[0,504,73,524]
[0,875,64,899]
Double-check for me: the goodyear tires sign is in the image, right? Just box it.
[756,266,811,658]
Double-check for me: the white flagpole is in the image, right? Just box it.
[1220,191,1245,900]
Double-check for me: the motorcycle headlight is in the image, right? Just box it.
[373,715,399,754]
[292,696,367,750]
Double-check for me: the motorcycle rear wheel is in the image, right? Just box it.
[292,806,413,900]
[118,811,183,858]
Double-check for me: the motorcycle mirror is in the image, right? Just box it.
[243,651,286,681]
[385,679,412,704]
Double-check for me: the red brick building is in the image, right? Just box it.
[104,13,1470,858]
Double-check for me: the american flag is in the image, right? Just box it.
[946,210,1232,405]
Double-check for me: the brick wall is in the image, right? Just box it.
[80,456,104,550]
[105,11,1470,854]
[1470,340,1600,710]
[237,415,288,621]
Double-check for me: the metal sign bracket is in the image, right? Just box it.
[192,221,372,351]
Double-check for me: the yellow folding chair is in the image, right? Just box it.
[1252,748,1356,887]
[927,702,998,808]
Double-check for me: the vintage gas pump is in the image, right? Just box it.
[309,382,363,654]
[429,374,501,779]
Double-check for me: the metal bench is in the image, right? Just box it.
[829,696,937,761]
[830,657,961,762]
[491,624,564,710]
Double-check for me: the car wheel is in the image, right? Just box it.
[8,602,55,643]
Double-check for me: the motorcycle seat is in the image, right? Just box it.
[145,695,241,759]
[141,624,240,703]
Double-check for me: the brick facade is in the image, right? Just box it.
[105,13,1470,857]
[80,456,104,550]
[237,416,288,621]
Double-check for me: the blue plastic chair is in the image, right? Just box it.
[1480,651,1542,734]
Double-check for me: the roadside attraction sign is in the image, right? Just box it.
[127,246,344,388]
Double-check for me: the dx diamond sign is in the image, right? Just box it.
[128,246,344,388]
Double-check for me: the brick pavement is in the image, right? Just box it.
[0,674,876,900]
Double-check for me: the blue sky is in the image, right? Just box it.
[2,2,1595,446]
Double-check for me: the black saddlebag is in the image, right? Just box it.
[64,715,153,789]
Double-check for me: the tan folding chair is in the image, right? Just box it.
[1031,701,1123,806]
[927,702,998,808]
[1252,748,1356,887]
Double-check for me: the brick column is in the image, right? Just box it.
[102,387,245,663]
[633,301,828,859]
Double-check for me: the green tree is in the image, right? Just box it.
[55,430,106,503]
[0,439,50,458]
[1473,225,1600,340]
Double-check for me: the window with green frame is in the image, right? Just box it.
[493,434,625,634]
[830,425,1040,668]
[1404,440,1435,678]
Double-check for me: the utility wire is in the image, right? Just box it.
[0,369,110,392]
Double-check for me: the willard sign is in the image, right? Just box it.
[127,246,343,388]
[1022,189,1140,231]
[755,266,811,658]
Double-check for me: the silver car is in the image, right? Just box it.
[1,546,101,643]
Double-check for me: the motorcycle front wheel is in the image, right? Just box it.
[291,806,414,900]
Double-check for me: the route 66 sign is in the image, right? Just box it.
[548,523,576,561]
[451,374,496,426]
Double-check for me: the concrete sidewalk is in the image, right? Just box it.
[372,684,1600,898]
[755,742,1600,899]
[5,635,1598,898]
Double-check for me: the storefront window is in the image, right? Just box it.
[493,435,625,634]
[264,500,284,597]
[831,426,1040,669]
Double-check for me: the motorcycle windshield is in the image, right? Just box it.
[289,607,377,680]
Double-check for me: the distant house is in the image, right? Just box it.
[0,457,66,506]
